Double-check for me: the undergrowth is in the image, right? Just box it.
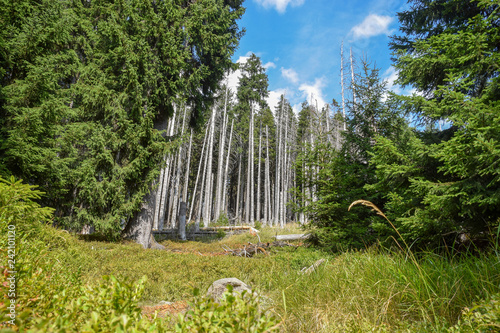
[1,177,500,332]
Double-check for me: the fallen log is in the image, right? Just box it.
[300,258,326,274]
[274,234,310,241]
[223,241,298,257]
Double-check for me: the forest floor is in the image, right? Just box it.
[65,224,500,332]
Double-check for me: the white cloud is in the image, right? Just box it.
[383,66,399,92]
[263,61,276,70]
[266,88,287,112]
[253,0,305,14]
[350,14,393,39]
[281,67,299,84]
[225,55,252,95]
[291,103,301,115]
[382,66,424,100]
[298,77,327,110]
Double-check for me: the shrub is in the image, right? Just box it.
[176,285,280,333]
[451,293,500,333]
[211,213,230,227]
[254,221,263,230]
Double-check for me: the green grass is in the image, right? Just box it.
[4,209,500,332]
[4,179,500,332]
[47,226,500,332]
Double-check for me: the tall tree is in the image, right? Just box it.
[296,60,403,251]
[234,53,269,225]
[369,0,500,247]
[0,0,245,248]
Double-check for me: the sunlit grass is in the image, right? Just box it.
[54,226,500,332]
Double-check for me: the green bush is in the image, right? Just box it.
[254,221,263,230]
[176,286,280,333]
[211,213,230,227]
[451,293,500,333]
[217,230,227,239]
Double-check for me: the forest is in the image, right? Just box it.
[1,0,499,331]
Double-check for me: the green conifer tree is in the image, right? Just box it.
[369,0,500,247]
[0,0,245,243]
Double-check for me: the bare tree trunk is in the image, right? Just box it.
[250,105,255,225]
[195,124,211,230]
[263,125,270,225]
[170,106,187,228]
[245,148,250,224]
[203,107,216,226]
[166,153,178,227]
[183,129,193,203]
[350,47,356,112]
[215,88,228,221]
[280,106,288,228]
[235,153,242,223]
[256,122,262,222]
[189,124,209,223]
[153,158,165,230]
[222,118,234,215]
[157,107,177,229]
[341,41,346,131]
[274,100,283,226]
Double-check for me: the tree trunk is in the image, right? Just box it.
[250,105,255,225]
[263,125,270,225]
[153,158,165,230]
[157,108,177,230]
[350,47,356,112]
[183,129,193,203]
[274,101,283,226]
[170,106,187,228]
[189,124,209,223]
[245,109,252,225]
[178,202,187,241]
[214,87,228,222]
[341,41,346,131]
[256,122,262,222]
[281,107,288,228]
[222,118,234,215]
[122,182,164,249]
[204,107,216,226]
[236,153,242,223]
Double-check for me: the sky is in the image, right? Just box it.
[227,0,411,114]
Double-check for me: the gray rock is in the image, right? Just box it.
[207,278,252,302]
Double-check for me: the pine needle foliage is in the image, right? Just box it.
[0,0,244,238]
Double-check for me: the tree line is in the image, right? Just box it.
[1,0,498,251]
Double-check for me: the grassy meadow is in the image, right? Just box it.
[17,223,499,332]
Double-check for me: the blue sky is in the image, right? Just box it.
[227,0,411,113]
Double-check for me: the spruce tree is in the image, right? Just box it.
[369,0,500,247]
[0,0,245,246]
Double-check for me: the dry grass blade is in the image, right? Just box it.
[348,200,388,220]
[349,199,409,252]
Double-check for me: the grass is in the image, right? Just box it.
[5,179,499,331]
[48,224,500,332]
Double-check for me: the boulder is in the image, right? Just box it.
[207,278,252,302]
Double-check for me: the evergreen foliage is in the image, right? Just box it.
[368,0,500,247]
[234,53,270,147]
[0,0,244,238]
[297,0,500,251]
[295,61,406,250]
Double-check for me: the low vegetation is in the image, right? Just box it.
[2,177,500,332]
